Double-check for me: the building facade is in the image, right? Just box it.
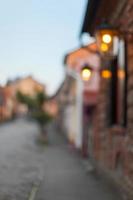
[81,0,133,199]
[64,44,100,156]
[0,86,14,121]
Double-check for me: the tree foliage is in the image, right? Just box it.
[16,91,52,129]
[16,91,36,110]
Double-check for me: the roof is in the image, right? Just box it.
[6,75,45,88]
[48,80,65,99]
[64,43,100,72]
[81,0,101,36]
[81,0,123,36]
[64,43,98,66]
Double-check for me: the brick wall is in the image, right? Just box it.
[92,0,133,199]
[93,77,109,162]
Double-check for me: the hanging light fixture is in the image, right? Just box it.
[95,22,119,58]
[81,65,92,81]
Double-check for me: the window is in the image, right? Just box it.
[117,40,127,126]
[108,40,127,127]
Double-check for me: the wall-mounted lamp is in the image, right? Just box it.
[101,69,112,79]
[81,65,92,81]
[95,22,119,58]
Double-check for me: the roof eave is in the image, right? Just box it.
[81,0,101,36]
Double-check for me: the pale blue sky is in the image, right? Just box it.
[0,0,87,95]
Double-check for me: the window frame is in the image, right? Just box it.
[108,39,127,127]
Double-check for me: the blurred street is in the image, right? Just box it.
[0,0,132,199]
[0,118,45,199]
[0,119,121,200]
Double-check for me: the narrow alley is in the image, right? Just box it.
[0,119,121,200]
[0,0,133,199]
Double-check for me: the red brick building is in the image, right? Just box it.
[81,0,133,199]
[0,86,14,121]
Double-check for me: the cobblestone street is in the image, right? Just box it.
[0,119,121,200]
[0,118,45,199]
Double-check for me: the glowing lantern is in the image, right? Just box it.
[81,65,92,81]
[95,22,119,58]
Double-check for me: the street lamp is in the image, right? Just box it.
[95,22,119,58]
[81,64,110,81]
[81,65,92,81]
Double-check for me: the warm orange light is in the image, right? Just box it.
[118,69,125,79]
[81,68,92,81]
[102,34,112,44]
[100,43,109,52]
[95,23,119,57]
[101,70,112,79]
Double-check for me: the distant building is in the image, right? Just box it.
[44,98,58,117]
[0,86,14,121]
[7,76,45,96]
[53,75,77,145]
[0,86,6,121]
[6,76,46,115]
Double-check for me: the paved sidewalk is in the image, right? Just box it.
[36,125,122,200]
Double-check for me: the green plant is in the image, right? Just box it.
[16,91,53,134]
[16,91,36,111]
[32,111,52,128]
